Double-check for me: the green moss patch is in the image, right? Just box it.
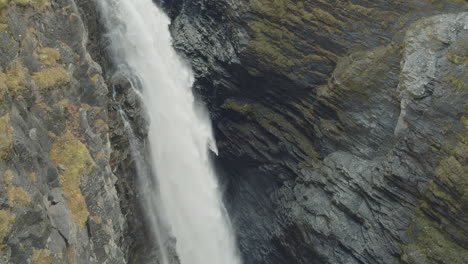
[331,45,401,99]
[3,170,32,207]
[35,47,60,65]
[0,0,9,10]
[448,40,468,65]
[49,131,93,226]
[401,113,468,263]
[11,0,50,9]
[0,114,13,160]
[0,210,15,242]
[32,66,70,89]
[0,62,28,97]
[6,185,31,207]
[223,98,318,159]
[401,209,468,264]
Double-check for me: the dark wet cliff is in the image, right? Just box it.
[0,0,467,263]
[163,0,468,263]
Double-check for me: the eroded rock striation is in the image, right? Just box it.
[0,0,467,263]
[164,0,468,263]
[0,0,129,263]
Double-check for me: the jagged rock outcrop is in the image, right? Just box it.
[164,0,468,263]
[0,0,130,263]
[1,0,467,263]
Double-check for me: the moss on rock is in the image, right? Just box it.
[3,62,28,95]
[448,40,468,65]
[6,185,31,207]
[401,209,468,264]
[2,169,13,184]
[223,98,318,159]
[401,110,468,263]
[448,74,467,92]
[94,119,109,133]
[0,114,13,160]
[31,248,53,264]
[0,0,9,10]
[0,210,15,242]
[32,66,70,89]
[49,130,93,226]
[35,47,60,65]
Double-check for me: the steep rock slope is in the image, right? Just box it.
[0,1,130,263]
[164,0,468,263]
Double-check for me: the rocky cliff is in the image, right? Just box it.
[0,0,467,264]
[164,0,468,263]
[0,0,141,263]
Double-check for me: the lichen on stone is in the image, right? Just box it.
[3,169,32,207]
[94,119,109,133]
[32,66,70,90]
[0,114,13,160]
[66,247,75,264]
[90,74,100,84]
[0,210,15,242]
[400,209,468,264]
[32,0,51,9]
[1,62,28,96]
[0,0,9,10]
[0,23,7,32]
[35,47,60,65]
[49,130,93,226]
[6,185,31,207]
[2,169,13,184]
[448,40,468,65]
[29,172,37,182]
[31,248,53,264]
[91,215,102,224]
[13,0,50,9]
[53,98,70,108]
[401,113,468,263]
[448,74,467,92]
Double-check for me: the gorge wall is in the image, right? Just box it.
[163,0,468,263]
[0,0,129,263]
[0,0,467,264]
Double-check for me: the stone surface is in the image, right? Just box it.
[0,1,128,263]
[1,0,467,264]
[163,1,468,263]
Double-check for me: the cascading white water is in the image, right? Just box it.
[98,1,241,264]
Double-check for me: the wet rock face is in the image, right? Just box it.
[1,0,466,263]
[164,1,468,263]
[0,0,127,263]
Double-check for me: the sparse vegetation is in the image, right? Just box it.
[0,114,13,160]
[49,131,93,226]
[31,248,53,264]
[35,47,60,65]
[32,66,71,90]
[0,210,15,242]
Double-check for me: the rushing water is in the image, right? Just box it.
[98,1,241,264]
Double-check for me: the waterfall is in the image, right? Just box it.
[98,1,241,264]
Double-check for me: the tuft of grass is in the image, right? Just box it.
[35,47,60,65]
[6,185,31,207]
[0,114,13,160]
[49,131,93,226]
[32,66,70,89]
